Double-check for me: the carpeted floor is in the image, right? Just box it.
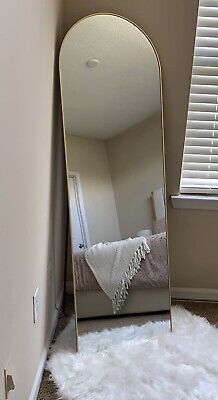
[37,296,218,400]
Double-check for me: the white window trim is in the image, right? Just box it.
[171,194,218,210]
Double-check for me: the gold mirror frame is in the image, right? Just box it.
[59,13,172,352]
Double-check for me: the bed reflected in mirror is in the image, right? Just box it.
[60,14,171,351]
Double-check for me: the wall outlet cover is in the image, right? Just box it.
[4,370,15,399]
[33,287,40,323]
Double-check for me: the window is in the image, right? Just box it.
[180,0,218,195]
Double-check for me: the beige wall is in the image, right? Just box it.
[107,114,163,238]
[0,1,66,399]
[66,135,121,244]
[61,0,218,290]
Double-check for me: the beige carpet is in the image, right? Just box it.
[37,296,218,400]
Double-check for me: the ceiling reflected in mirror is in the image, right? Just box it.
[60,14,160,140]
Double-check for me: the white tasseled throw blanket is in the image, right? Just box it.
[85,237,150,313]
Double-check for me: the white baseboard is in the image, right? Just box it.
[172,287,218,302]
[29,289,63,400]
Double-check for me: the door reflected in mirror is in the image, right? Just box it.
[60,14,171,351]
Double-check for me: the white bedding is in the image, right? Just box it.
[84,237,150,313]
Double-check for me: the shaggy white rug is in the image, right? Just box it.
[47,307,218,400]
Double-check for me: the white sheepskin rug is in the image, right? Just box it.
[47,307,218,400]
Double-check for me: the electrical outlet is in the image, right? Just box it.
[33,287,40,323]
[4,370,15,399]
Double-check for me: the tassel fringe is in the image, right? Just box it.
[112,241,150,314]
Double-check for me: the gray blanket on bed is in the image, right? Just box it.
[73,232,168,291]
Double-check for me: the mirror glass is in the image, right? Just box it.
[60,14,171,351]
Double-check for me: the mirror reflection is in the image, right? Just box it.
[60,14,171,351]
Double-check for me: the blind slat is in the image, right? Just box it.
[194,56,218,67]
[193,65,218,75]
[198,17,218,28]
[183,153,218,162]
[197,27,218,37]
[199,6,218,18]
[181,178,218,186]
[185,137,218,146]
[183,162,218,170]
[196,37,218,47]
[189,103,218,112]
[191,83,218,94]
[182,170,218,179]
[190,93,218,103]
[192,75,218,86]
[185,128,218,137]
[187,120,218,129]
[200,1,218,7]
[188,111,218,120]
[184,145,218,155]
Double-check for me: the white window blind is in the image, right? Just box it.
[180,0,218,194]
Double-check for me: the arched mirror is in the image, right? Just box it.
[60,14,171,351]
